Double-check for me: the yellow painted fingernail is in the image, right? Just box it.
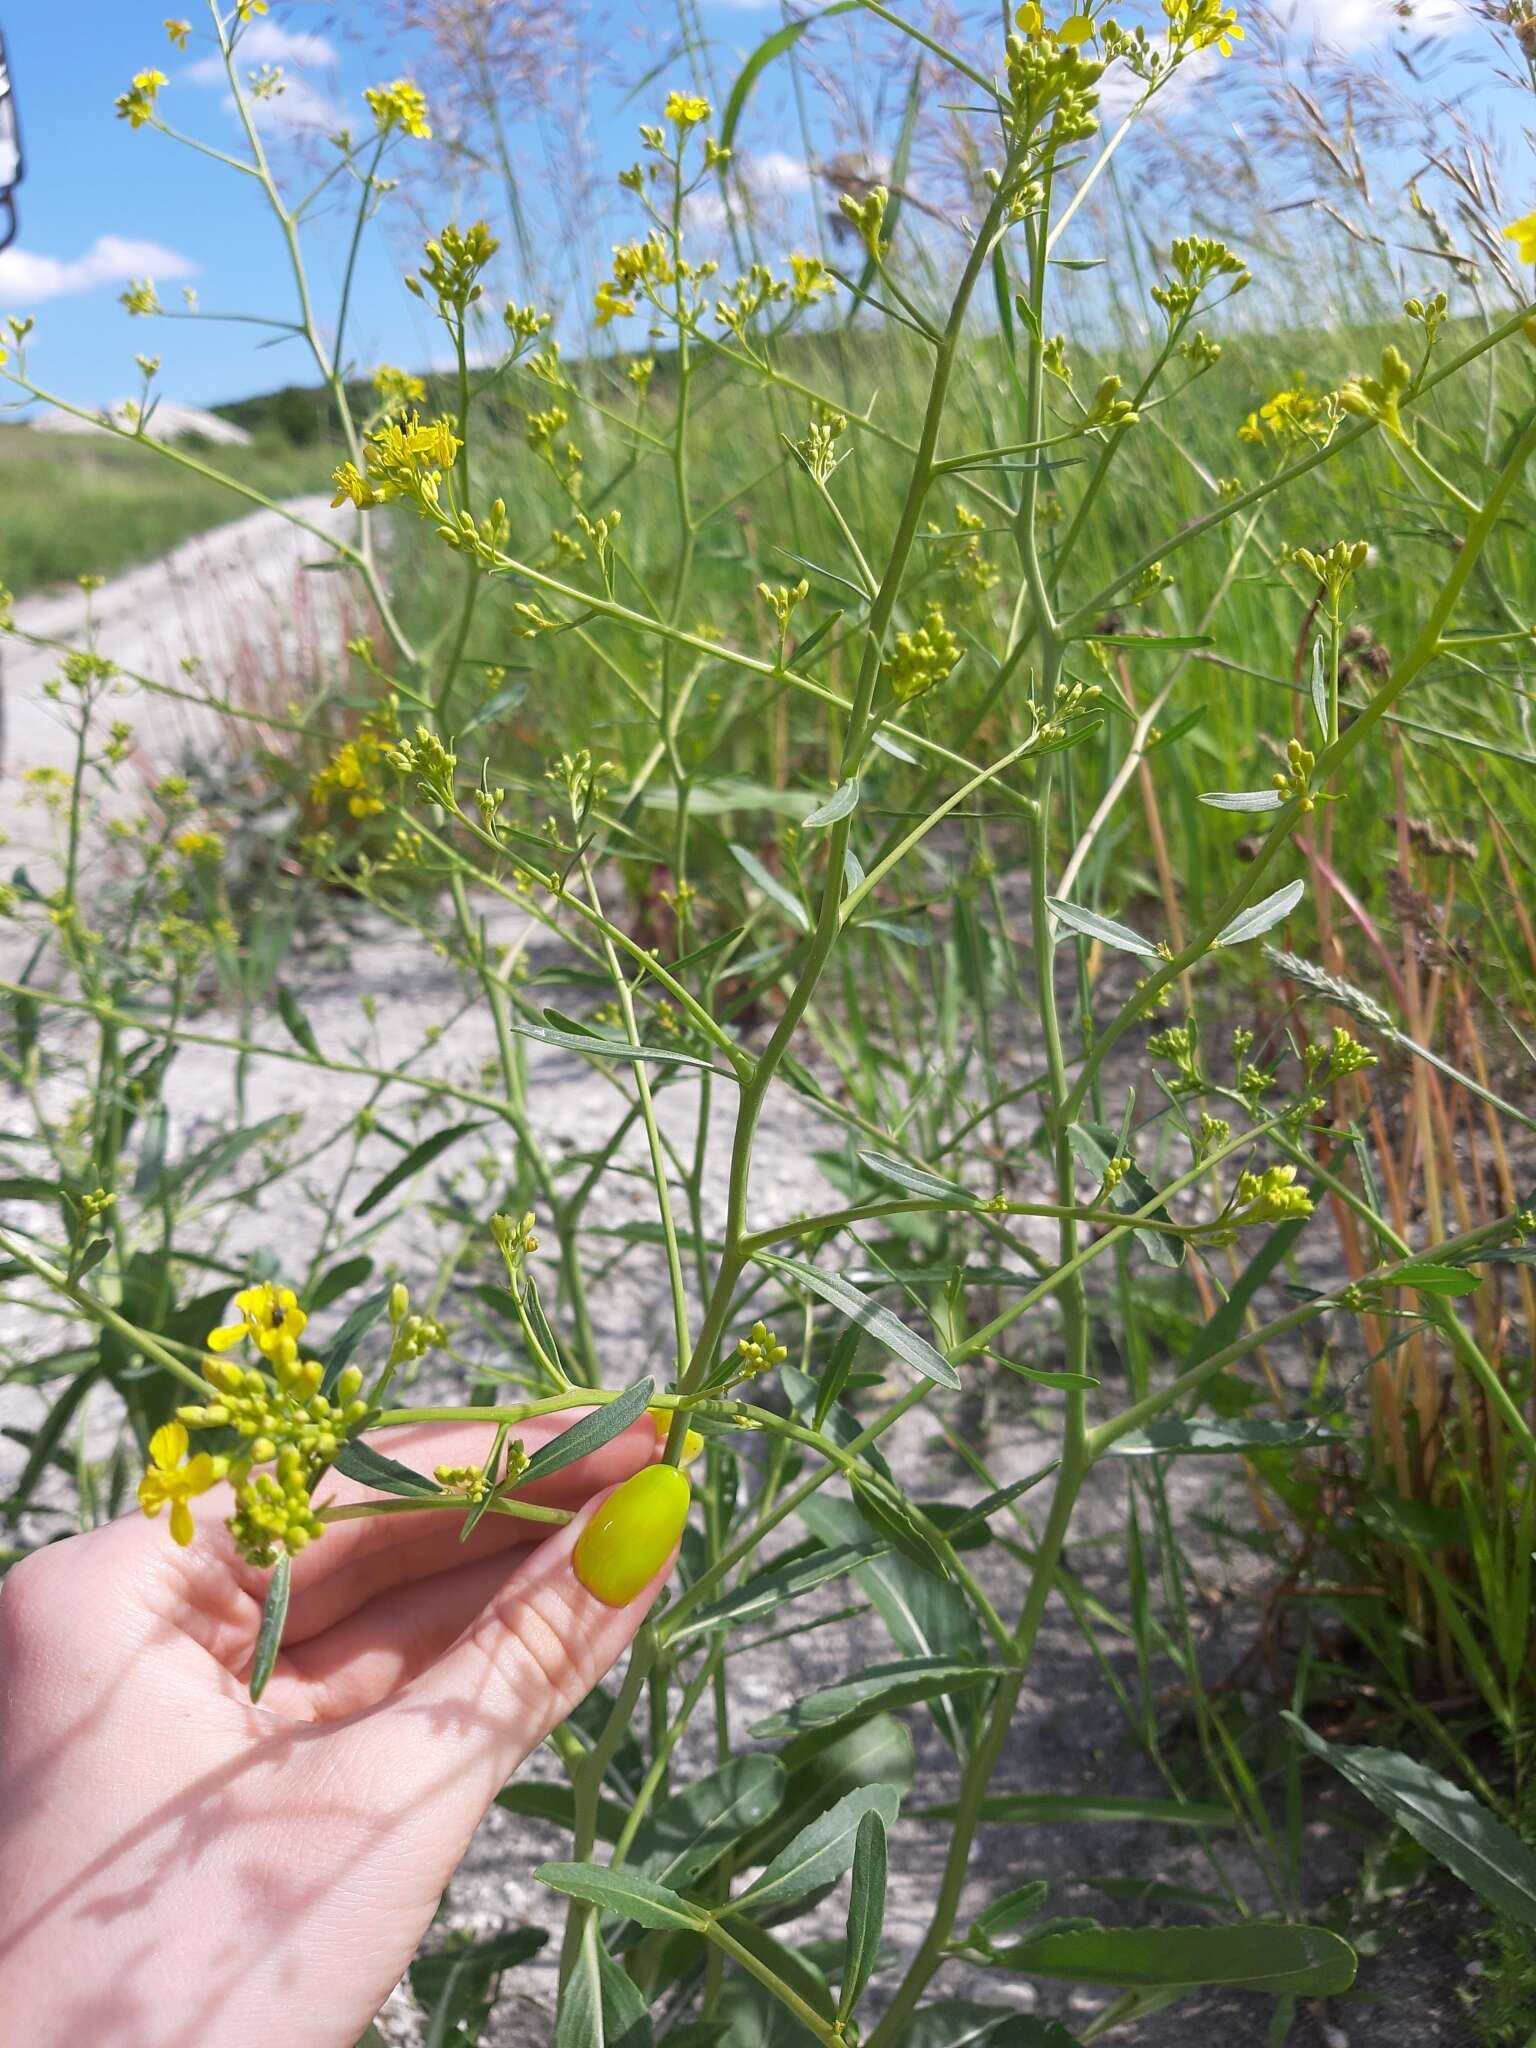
[574,1465,691,1607]
[648,1406,704,1465]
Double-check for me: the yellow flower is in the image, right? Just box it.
[174,828,223,860]
[372,363,428,413]
[331,460,377,510]
[115,70,167,129]
[208,1282,308,1370]
[164,18,191,49]
[594,279,636,327]
[365,79,432,140]
[664,90,711,127]
[236,1,268,20]
[1504,212,1536,266]
[138,1421,225,1546]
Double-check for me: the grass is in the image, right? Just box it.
[0,422,334,597]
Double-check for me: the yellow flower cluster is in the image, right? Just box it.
[372,364,427,415]
[664,90,711,127]
[331,411,463,515]
[365,79,432,140]
[1164,0,1243,57]
[1237,378,1339,449]
[733,1320,788,1381]
[887,605,961,704]
[115,70,167,130]
[1506,212,1536,265]
[310,701,401,820]
[138,1280,373,1560]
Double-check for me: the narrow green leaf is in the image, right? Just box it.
[1003,1916,1351,1998]
[353,1120,488,1218]
[536,1860,706,1931]
[512,1378,655,1491]
[897,2005,1081,2046]
[630,1755,786,1891]
[838,1810,887,2022]
[1046,897,1159,958]
[320,1286,391,1391]
[718,1,859,155]
[249,1554,291,1703]
[332,1439,445,1498]
[1286,1715,1536,1926]
[1377,1261,1482,1297]
[667,1542,883,1643]
[510,1014,720,1073]
[309,1255,374,1313]
[275,983,321,1058]
[856,1149,976,1206]
[967,1881,1049,1946]
[1109,1419,1349,1457]
[803,778,861,829]
[410,1926,546,2048]
[1198,789,1285,813]
[729,842,811,932]
[730,1784,901,1914]
[495,1782,628,1843]
[554,1917,652,2048]
[1214,879,1305,948]
[750,1658,991,1741]
[763,1253,961,1391]
[913,1793,1234,1828]
[1001,1921,1355,1994]
[1309,634,1329,738]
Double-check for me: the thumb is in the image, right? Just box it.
[335,1464,691,1819]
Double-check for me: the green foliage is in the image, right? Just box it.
[3,2,1536,2044]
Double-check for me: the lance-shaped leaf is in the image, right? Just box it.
[629,1755,786,1892]
[751,1658,993,1741]
[837,1809,888,2022]
[1108,1418,1349,1457]
[804,778,861,829]
[248,1553,290,1704]
[536,1861,707,1932]
[762,1253,960,1391]
[666,1542,883,1645]
[554,1918,652,2048]
[1065,1122,1181,1268]
[1198,789,1284,812]
[729,842,811,931]
[1213,878,1305,948]
[511,1379,655,1492]
[332,1439,445,1498]
[728,1784,900,1915]
[1286,1715,1536,1926]
[354,1121,489,1218]
[1046,897,1159,958]
[856,1149,977,1206]
[994,1920,1355,1995]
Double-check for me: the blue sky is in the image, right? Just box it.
[0,1,1529,411]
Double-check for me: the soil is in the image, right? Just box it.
[0,513,1493,2046]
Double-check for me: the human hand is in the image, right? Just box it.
[0,1415,689,2048]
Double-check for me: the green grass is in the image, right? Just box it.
[0,423,334,597]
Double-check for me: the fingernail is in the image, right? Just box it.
[648,1406,704,1466]
[574,1465,691,1607]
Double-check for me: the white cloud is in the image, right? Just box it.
[0,234,197,307]
[1278,0,1464,45]
[230,75,349,132]
[752,150,813,197]
[182,18,346,129]
[183,20,337,83]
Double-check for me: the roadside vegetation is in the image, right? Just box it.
[3,3,1536,2043]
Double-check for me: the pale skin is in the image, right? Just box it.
[0,1415,672,2048]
